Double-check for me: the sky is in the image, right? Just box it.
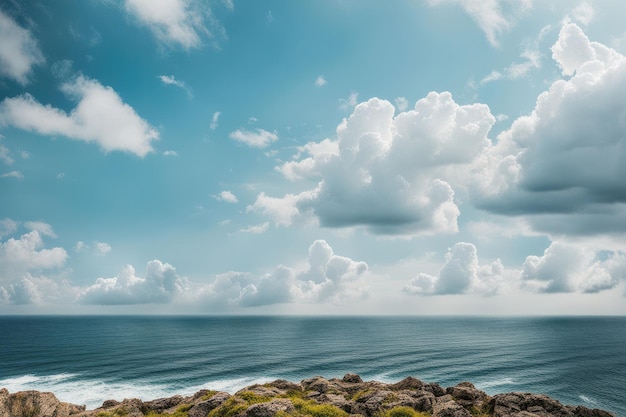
[1,0,626,315]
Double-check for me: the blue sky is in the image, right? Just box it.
[1,0,626,314]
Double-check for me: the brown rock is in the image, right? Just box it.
[343,374,364,384]
[432,400,472,417]
[244,399,294,417]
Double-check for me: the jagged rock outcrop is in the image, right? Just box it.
[0,375,616,417]
[0,388,86,417]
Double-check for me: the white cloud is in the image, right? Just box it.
[0,136,13,165]
[0,274,75,306]
[79,260,188,305]
[95,242,112,255]
[427,0,531,47]
[240,222,269,234]
[394,97,409,112]
[199,240,368,308]
[74,241,86,253]
[473,24,626,238]
[0,10,44,84]
[163,150,178,156]
[0,229,67,283]
[210,111,221,130]
[1,170,23,179]
[124,0,215,49]
[251,93,495,236]
[339,91,359,111]
[0,218,18,239]
[229,128,278,148]
[404,242,503,295]
[217,190,238,203]
[24,221,57,238]
[0,76,158,157]
[521,241,625,294]
[158,74,192,98]
[315,75,327,87]
[570,1,595,27]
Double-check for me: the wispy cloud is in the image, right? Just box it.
[315,75,327,87]
[124,0,218,50]
[158,75,193,98]
[1,171,23,179]
[0,10,45,84]
[427,0,531,47]
[229,128,278,148]
[338,91,358,111]
[240,222,269,234]
[210,111,221,130]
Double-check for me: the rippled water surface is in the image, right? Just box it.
[1,316,624,415]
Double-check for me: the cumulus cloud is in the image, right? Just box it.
[0,218,18,239]
[217,190,238,203]
[250,93,494,236]
[0,75,158,157]
[0,10,44,84]
[473,23,626,237]
[79,260,188,305]
[199,240,368,308]
[0,225,67,284]
[404,242,503,295]
[521,241,626,294]
[0,274,75,305]
[124,0,217,49]
[427,0,531,47]
[229,128,278,148]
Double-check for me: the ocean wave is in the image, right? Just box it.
[0,374,278,410]
[579,395,597,405]
[475,377,515,390]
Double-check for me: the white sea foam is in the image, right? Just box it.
[579,395,597,404]
[0,374,279,410]
[476,377,515,390]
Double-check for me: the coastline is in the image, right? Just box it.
[0,374,616,417]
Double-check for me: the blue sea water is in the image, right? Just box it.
[0,316,624,415]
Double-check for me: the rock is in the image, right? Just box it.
[144,394,184,413]
[244,399,294,417]
[569,406,616,417]
[343,374,364,384]
[446,382,489,408]
[489,392,581,417]
[187,392,231,417]
[432,400,472,417]
[390,377,424,391]
[302,376,331,393]
[0,390,86,417]
[318,393,354,412]
[265,380,302,392]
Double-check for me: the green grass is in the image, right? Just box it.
[290,398,349,417]
[378,406,430,417]
[201,391,219,401]
[208,391,275,417]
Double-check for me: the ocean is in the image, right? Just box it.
[0,316,624,415]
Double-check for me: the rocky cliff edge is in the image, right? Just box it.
[0,374,616,417]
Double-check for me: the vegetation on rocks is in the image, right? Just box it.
[0,374,617,417]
